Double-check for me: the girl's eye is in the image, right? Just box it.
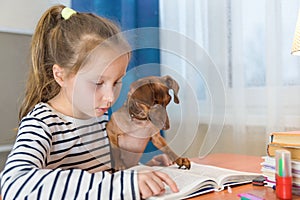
[96,81,104,86]
[114,81,122,86]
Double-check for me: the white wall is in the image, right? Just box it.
[0,0,71,34]
[0,0,71,170]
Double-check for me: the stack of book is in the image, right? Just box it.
[261,131,300,195]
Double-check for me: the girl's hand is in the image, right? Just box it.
[138,169,179,199]
[146,154,173,166]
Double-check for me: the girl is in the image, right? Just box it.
[0,5,178,199]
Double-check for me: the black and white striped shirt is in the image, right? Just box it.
[0,103,140,199]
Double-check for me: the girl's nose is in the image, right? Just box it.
[103,94,113,107]
[104,87,114,107]
[107,101,112,107]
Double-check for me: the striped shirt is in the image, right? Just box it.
[0,103,140,200]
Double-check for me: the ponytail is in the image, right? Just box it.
[19,5,65,120]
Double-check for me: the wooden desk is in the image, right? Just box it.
[189,153,300,200]
[1,154,299,200]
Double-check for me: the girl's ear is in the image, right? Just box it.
[52,64,65,86]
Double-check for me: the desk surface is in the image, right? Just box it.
[0,154,299,200]
[189,153,300,200]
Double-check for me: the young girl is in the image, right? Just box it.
[0,5,178,199]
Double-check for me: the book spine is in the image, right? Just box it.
[267,144,300,161]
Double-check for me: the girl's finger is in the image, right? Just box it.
[139,180,153,199]
[153,171,179,193]
[144,176,165,196]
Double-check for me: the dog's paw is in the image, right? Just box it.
[175,157,191,170]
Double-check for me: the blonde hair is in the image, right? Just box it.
[19,5,128,120]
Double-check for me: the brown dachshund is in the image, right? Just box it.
[106,75,190,171]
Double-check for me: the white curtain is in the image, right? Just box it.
[159,0,300,157]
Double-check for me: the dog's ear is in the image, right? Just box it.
[162,75,180,104]
[148,104,169,130]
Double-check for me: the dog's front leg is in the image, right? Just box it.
[106,120,126,172]
[151,133,191,169]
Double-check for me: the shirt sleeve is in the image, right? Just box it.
[0,117,140,200]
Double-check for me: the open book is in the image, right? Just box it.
[132,162,261,199]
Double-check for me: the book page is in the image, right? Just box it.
[188,162,260,188]
[152,166,217,199]
[131,162,260,199]
[130,164,217,200]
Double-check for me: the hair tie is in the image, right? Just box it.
[61,7,77,20]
